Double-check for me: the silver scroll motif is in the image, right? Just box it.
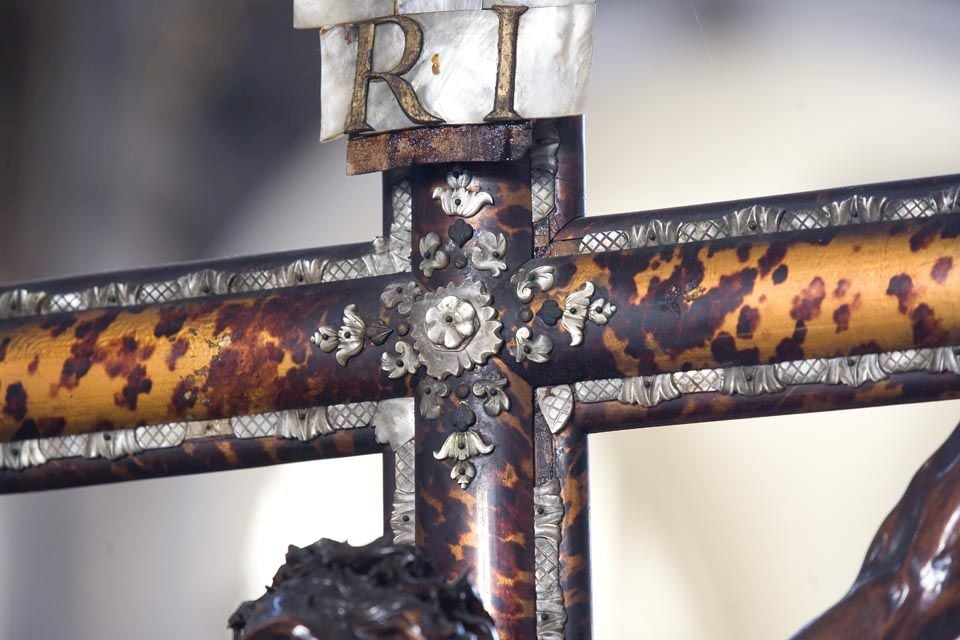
[469,232,509,277]
[419,232,450,277]
[573,346,960,408]
[391,440,416,545]
[512,266,556,303]
[514,327,554,364]
[312,305,367,367]
[84,430,142,460]
[380,280,423,315]
[419,380,451,420]
[578,184,960,255]
[535,478,566,640]
[381,341,419,379]
[561,282,617,347]
[433,169,495,218]
[0,180,415,321]
[472,374,511,417]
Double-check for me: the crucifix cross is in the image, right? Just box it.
[2,3,960,639]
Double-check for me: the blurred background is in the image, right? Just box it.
[1,0,959,638]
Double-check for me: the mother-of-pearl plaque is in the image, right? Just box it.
[294,0,594,29]
[294,1,596,141]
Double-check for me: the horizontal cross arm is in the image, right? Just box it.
[0,274,415,442]
[509,214,960,389]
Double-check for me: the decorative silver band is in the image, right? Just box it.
[0,181,414,321]
[391,440,416,545]
[535,478,565,640]
[578,185,960,255]
[0,398,417,472]
[532,119,560,225]
[573,346,960,407]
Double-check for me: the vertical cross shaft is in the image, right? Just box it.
[373,119,586,639]
[411,160,537,639]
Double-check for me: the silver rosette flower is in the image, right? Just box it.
[409,278,503,379]
[425,296,477,350]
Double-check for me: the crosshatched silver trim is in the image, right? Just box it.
[536,385,575,434]
[391,440,416,545]
[0,400,391,472]
[574,346,960,408]
[578,185,960,255]
[0,182,415,321]
[532,119,560,224]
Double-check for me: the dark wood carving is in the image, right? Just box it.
[793,422,960,640]
[229,537,497,640]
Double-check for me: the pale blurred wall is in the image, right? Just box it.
[1,1,959,639]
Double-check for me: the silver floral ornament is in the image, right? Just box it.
[85,430,142,460]
[512,266,556,302]
[419,380,450,419]
[380,281,423,316]
[409,279,503,380]
[334,307,366,366]
[562,282,617,347]
[381,342,419,379]
[588,298,617,326]
[561,283,591,347]
[469,231,508,277]
[472,376,510,417]
[514,327,553,364]
[419,232,449,277]
[433,429,495,489]
[425,296,478,350]
[433,430,495,461]
[432,169,494,218]
[311,304,367,366]
[312,325,339,353]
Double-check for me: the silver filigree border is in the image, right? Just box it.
[528,344,960,638]
[391,440,415,545]
[0,181,414,321]
[0,397,416,472]
[578,185,960,254]
[572,346,960,407]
